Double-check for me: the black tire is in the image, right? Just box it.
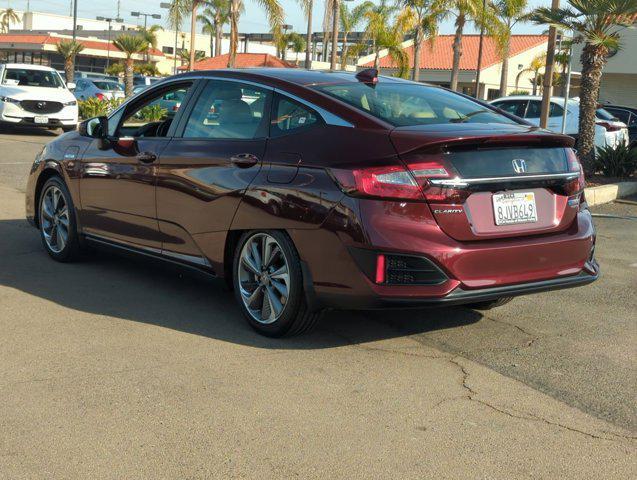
[466,297,513,310]
[38,176,82,262]
[232,230,321,337]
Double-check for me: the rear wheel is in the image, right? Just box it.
[38,176,82,262]
[233,230,321,337]
[466,297,513,310]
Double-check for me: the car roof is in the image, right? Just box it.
[2,63,57,72]
[169,68,411,87]
[604,104,637,112]
[491,95,576,103]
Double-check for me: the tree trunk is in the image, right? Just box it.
[64,57,74,83]
[228,0,239,67]
[532,74,538,95]
[499,37,510,96]
[411,24,423,82]
[577,43,607,172]
[125,58,134,97]
[189,1,198,71]
[374,48,380,70]
[450,14,465,91]
[330,0,339,70]
[305,0,313,69]
[340,33,348,70]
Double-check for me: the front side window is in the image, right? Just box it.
[3,68,65,88]
[118,82,192,138]
[271,95,320,136]
[313,82,517,127]
[493,100,527,118]
[525,100,542,118]
[182,80,270,139]
[549,102,564,117]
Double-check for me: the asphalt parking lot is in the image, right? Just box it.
[0,126,635,478]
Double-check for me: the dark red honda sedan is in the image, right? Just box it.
[25,68,598,336]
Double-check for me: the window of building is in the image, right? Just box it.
[162,46,174,55]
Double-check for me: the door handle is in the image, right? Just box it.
[230,153,259,168]
[137,151,157,164]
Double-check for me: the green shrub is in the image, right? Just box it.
[78,97,124,120]
[138,104,167,122]
[594,143,637,178]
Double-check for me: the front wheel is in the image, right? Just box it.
[38,176,82,262]
[233,230,321,337]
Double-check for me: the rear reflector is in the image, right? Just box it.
[375,254,386,283]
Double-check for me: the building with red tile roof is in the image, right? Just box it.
[358,35,550,100]
[178,53,297,71]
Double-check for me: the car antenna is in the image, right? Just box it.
[355,68,378,85]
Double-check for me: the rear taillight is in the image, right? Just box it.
[95,93,105,101]
[564,148,586,197]
[406,157,470,204]
[596,121,621,132]
[331,165,424,200]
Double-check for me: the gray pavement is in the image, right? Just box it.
[0,129,635,479]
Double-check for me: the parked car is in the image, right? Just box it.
[600,104,637,147]
[73,78,125,101]
[133,75,161,87]
[74,71,121,83]
[26,70,598,337]
[0,63,78,132]
[490,95,629,151]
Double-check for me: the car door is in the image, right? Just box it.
[79,80,197,249]
[155,78,272,268]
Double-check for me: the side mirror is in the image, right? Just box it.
[79,115,108,139]
[67,82,76,90]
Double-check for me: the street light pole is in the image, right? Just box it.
[473,0,487,99]
[330,0,339,70]
[72,0,78,41]
[97,16,123,70]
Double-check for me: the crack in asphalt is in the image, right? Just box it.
[482,314,540,349]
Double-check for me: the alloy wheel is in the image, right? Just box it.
[40,185,70,254]
[237,233,290,324]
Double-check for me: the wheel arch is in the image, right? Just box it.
[33,165,65,228]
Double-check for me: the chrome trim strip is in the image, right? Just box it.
[273,88,354,128]
[430,172,578,187]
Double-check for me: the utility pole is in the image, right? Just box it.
[72,0,78,41]
[330,0,339,70]
[473,0,487,99]
[540,0,560,129]
[97,16,123,69]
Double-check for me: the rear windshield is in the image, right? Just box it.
[3,68,65,88]
[313,82,517,127]
[596,108,618,121]
[94,81,123,91]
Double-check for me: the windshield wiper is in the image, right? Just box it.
[450,109,491,123]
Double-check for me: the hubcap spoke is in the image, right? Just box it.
[241,254,260,275]
[56,225,67,251]
[244,285,263,309]
[271,279,288,299]
[265,286,283,318]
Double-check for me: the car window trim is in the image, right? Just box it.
[173,78,273,141]
[269,91,325,138]
[273,88,353,128]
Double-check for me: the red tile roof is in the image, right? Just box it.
[362,34,548,71]
[178,53,297,71]
[0,33,163,56]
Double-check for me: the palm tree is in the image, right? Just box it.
[228,0,283,67]
[285,32,307,63]
[530,0,637,170]
[448,0,497,91]
[364,0,399,69]
[515,52,545,94]
[401,0,445,81]
[365,6,414,77]
[492,0,529,97]
[0,8,20,33]
[297,0,313,68]
[56,39,84,83]
[339,1,374,69]
[113,34,148,96]
[198,0,230,57]
[180,48,206,68]
[137,24,163,62]
[166,0,189,73]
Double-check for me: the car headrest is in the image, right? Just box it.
[218,99,253,125]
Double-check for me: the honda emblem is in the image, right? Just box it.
[512,158,527,174]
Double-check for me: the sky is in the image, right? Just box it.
[12,0,553,35]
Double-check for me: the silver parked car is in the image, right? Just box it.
[73,78,125,101]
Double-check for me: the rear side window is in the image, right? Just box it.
[549,103,564,117]
[182,80,271,139]
[313,82,517,127]
[525,100,542,118]
[271,95,321,136]
[493,100,527,117]
[606,108,630,124]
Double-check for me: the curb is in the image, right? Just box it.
[584,181,637,206]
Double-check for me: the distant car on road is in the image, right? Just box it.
[73,79,125,101]
[490,95,629,151]
[0,63,78,132]
[600,104,637,147]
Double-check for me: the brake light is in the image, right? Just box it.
[331,165,424,200]
[95,92,105,101]
[405,158,470,204]
[596,121,621,132]
[564,148,586,196]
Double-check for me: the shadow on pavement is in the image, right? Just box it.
[0,218,482,350]
[0,125,62,137]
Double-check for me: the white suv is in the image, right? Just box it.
[0,63,78,132]
[490,95,629,151]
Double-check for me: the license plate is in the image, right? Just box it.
[492,191,538,226]
[34,115,48,124]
